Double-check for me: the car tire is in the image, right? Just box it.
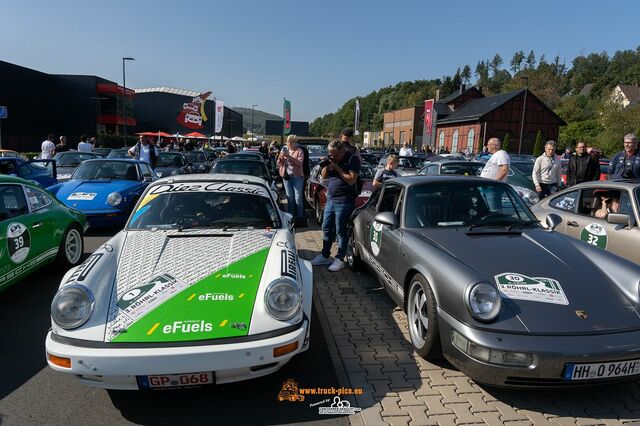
[315,197,323,225]
[407,274,442,360]
[56,224,84,269]
[346,227,363,271]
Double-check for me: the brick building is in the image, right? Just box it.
[382,106,425,147]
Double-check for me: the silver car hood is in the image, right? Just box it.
[409,227,640,334]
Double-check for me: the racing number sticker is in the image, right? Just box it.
[7,222,31,264]
[580,223,607,249]
[369,222,383,256]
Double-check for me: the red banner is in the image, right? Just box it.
[424,99,434,137]
[177,91,211,129]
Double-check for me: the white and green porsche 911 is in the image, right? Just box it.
[45,174,312,390]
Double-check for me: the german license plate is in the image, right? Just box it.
[137,372,215,389]
[563,359,640,381]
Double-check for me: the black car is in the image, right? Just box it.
[107,148,131,159]
[210,158,273,184]
[154,152,191,177]
[183,150,212,173]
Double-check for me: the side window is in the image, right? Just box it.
[0,160,17,175]
[24,187,53,211]
[425,165,439,176]
[365,187,382,208]
[0,185,29,220]
[378,186,402,213]
[549,190,578,212]
[140,164,153,179]
[620,191,633,217]
[15,163,33,178]
[577,188,622,217]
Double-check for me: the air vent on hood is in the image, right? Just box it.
[167,233,234,238]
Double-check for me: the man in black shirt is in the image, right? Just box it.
[55,136,69,153]
[310,140,361,272]
[566,141,600,186]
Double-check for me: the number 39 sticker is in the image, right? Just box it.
[7,222,31,263]
[580,223,608,249]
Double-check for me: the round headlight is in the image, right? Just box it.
[467,283,501,322]
[264,279,301,321]
[525,191,539,205]
[51,285,94,329]
[107,192,122,206]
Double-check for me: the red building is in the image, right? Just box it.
[433,86,566,154]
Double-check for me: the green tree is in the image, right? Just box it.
[510,50,525,74]
[533,130,544,156]
[490,54,504,76]
[502,132,510,152]
[461,65,472,83]
[526,50,536,69]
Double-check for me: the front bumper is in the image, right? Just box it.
[82,208,130,228]
[45,319,309,390]
[439,309,640,387]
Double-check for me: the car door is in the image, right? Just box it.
[541,189,580,234]
[0,184,41,289]
[370,184,404,295]
[604,189,640,263]
[23,185,58,259]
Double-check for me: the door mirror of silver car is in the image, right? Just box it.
[375,212,398,229]
[607,213,631,227]
[545,213,562,230]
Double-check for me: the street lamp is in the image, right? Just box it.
[251,104,258,142]
[518,76,529,154]
[122,57,135,146]
[89,96,108,145]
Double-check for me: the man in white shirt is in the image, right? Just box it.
[77,135,93,152]
[399,141,414,157]
[40,134,56,159]
[128,136,159,168]
[480,137,510,181]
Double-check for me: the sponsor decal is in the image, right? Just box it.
[67,192,97,201]
[161,320,213,334]
[580,223,608,249]
[0,247,57,288]
[319,397,362,415]
[65,253,104,284]
[148,182,268,197]
[277,379,364,416]
[7,222,30,264]
[495,273,569,305]
[369,222,383,256]
[276,240,295,249]
[281,249,297,279]
[198,293,234,301]
[222,273,245,279]
[230,322,247,330]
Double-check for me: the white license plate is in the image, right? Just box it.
[67,192,97,201]
[564,359,640,381]
[138,372,215,389]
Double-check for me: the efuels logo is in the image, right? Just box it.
[163,320,213,334]
[199,293,234,301]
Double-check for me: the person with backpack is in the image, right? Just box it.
[311,140,361,272]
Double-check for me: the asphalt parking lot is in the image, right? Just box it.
[0,229,348,426]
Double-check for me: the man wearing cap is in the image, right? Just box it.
[340,127,361,160]
[609,133,640,180]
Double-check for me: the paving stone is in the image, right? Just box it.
[360,351,384,366]
[503,421,533,426]
[348,372,375,392]
[476,411,504,425]
[428,413,457,425]
[343,357,366,373]
[407,379,441,397]
[448,377,479,395]
[370,380,397,398]
[516,409,556,425]
[359,404,388,426]
[426,370,453,387]
[364,365,388,381]
[404,406,437,425]
[461,393,498,414]
[381,358,404,373]
[380,397,408,417]
[396,389,425,407]
[436,385,468,405]
[487,401,530,422]
[385,416,412,426]
[445,402,478,424]
[420,395,453,416]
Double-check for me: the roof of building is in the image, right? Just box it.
[134,87,212,99]
[617,84,640,103]
[438,86,483,104]
[579,83,594,97]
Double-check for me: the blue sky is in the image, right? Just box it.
[1,0,639,121]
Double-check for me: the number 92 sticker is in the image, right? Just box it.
[7,222,31,263]
[580,223,607,249]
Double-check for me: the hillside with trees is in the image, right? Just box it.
[310,47,640,155]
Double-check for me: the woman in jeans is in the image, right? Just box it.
[278,135,305,219]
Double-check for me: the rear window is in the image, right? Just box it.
[211,161,269,180]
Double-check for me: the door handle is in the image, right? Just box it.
[567,221,579,227]
[32,222,42,229]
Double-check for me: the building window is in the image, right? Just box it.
[400,131,406,145]
[467,128,475,153]
[452,130,459,153]
[439,131,445,147]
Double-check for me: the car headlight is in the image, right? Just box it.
[467,283,501,322]
[51,284,94,329]
[264,279,301,321]
[524,191,539,205]
[107,192,122,206]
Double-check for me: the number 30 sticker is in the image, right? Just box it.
[580,223,607,249]
[7,222,31,263]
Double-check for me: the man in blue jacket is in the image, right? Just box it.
[609,133,640,180]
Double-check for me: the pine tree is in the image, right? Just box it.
[461,65,472,83]
[533,130,544,156]
[503,133,510,153]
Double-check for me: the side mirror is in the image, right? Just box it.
[374,211,398,229]
[144,176,153,182]
[545,213,562,230]
[608,213,631,227]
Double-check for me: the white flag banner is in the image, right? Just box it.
[214,99,224,133]
[354,98,361,136]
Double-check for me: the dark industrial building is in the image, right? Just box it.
[265,119,309,136]
[134,88,242,137]
[0,60,242,151]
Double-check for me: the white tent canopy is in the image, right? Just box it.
[230,136,247,142]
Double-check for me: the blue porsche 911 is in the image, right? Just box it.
[47,159,157,228]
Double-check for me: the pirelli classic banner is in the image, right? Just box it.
[214,99,224,134]
[177,91,212,129]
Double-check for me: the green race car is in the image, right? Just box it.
[0,175,86,292]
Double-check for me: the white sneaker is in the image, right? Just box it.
[328,258,346,272]
[310,254,332,266]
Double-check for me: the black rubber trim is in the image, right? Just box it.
[51,314,308,349]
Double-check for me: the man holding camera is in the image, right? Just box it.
[609,133,640,180]
[311,140,361,272]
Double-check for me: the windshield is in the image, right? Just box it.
[211,161,270,180]
[398,157,422,168]
[440,163,483,176]
[404,182,537,228]
[55,153,97,167]
[305,144,328,156]
[107,149,130,158]
[157,153,186,167]
[129,190,281,230]
[71,161,139,181]
[511,162,534,175]
[184,151,206,162]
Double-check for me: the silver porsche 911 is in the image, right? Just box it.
[348,176,640,387]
